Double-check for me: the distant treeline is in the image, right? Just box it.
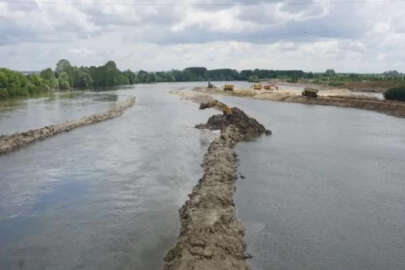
[1,59,405,100]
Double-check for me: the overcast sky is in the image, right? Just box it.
[0,0,404,72]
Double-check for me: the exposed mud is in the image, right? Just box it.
[194,86,405,118]
[0,97,135,154]
[163,96,270,270]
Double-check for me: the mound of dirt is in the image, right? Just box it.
[163,102,270,270]
[0,97,135,155]
[196,107,271,139]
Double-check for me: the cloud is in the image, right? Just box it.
[0,0,405,72]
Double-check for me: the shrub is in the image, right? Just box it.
[58,78,70,90]
[384,87,405,102]
[0,88,9,99]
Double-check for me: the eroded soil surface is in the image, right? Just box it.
[163,97,270,270]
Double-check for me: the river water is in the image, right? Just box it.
[1,83,404,270]
[0,83,215,269]
[220,96,405,270]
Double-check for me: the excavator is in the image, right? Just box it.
[199,100,233,116]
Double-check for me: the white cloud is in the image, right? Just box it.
[1,0,405,72]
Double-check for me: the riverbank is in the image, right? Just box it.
[193,86,405,118]
[164,93,270,270]
[0,96,135,154]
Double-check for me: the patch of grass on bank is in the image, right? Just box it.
[384,87,405,101]
[328,81,344,87]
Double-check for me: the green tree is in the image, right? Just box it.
[40,68,58,89]
[325,69,336,76]
[58,72,71,89]
[248,75,259,82]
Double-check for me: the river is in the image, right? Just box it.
[0,83,216,269]
[1,83,404,270]
[220,96,405,270]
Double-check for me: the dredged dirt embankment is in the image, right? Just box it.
[164,92,270,270]
[0,96,135,155]
[194,87,405,118]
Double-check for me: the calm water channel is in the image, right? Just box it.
[1,82,404,270]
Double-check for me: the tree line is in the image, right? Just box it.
[1,59,405,101]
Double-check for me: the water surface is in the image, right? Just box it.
[0,83,215,269]
[220,96,405,270]
[1,83,404,270]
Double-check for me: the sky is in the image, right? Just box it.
[0,0,405,73]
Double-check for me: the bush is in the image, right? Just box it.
[384,87,405,101]
[58,78,70,90]
[0,88,9,99]
[15,87,29,97]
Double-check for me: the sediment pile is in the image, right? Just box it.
[194,86,405,118]
[163,102,270,270]
[0,96,135,154]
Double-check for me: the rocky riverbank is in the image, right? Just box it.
[0,96,135,154]
[163,95,270,270]
[194,86,405,118]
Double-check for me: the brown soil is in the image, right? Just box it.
[0,97,135,155]
[163,99,270,270]
[194,87,405,118]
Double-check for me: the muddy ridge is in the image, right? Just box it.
[163,101,270,270]
[0,96,135,155]
[194,86,405,118]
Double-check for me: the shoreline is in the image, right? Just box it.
[0,96,135,155]
[193,87,405,118]
[164,92,270,270]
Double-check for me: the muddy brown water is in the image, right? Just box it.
[0,82,404,270]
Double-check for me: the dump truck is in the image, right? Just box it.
[253,83,262,90]
[264,83,279,90]
[224,84,234,91]
[302,88,319,98]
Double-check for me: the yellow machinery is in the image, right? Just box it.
[200,100,233,115]
[264,82,279,90]
[224,84,234,91]
[302,88,319,98]
[253,83,262,90]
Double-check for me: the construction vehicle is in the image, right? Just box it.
[199,100,233,115]
[264,82,279,90]
[224,84,234,91]
[302,88,319,98]
[253,83,262,90]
